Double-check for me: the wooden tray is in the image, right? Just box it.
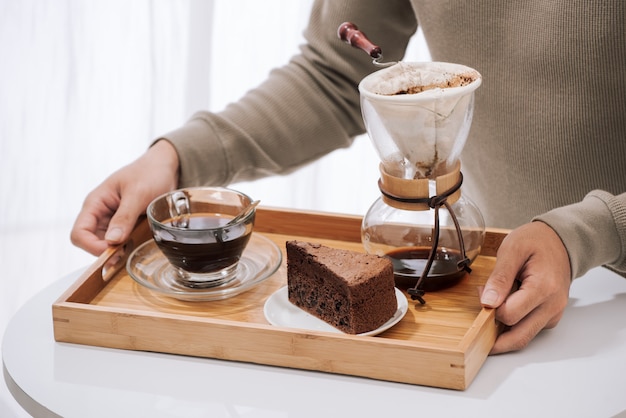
[53,207,507,390]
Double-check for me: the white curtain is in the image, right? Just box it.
[0,1,188,341]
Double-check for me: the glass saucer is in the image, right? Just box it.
[127,234,282,301]
[263,286,408,336]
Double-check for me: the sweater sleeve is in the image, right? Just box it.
[160,0,417,187]
[534,191,626,279]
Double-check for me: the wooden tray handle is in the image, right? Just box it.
[62,217,152,303]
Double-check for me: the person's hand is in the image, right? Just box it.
[480,221,572,354]
[70,140,180,256]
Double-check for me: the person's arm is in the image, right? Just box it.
[71,0,418,255]
[536,190,626,278]
[163,0,418,187]
[481,190,626,354]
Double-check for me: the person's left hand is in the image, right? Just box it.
[480,221,572,354]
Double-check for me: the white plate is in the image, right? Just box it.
[263,286,408,336]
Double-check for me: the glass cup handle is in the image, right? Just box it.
[167,190,191,228]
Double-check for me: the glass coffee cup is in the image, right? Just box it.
[147,187,256,288]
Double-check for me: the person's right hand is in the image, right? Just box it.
[70,139,180,256]
[480,221,572,354]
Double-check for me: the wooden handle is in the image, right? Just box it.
[337,22,382,59]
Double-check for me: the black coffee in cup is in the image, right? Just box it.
[156,214,252,274]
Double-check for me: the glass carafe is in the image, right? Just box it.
[359,62,485,301]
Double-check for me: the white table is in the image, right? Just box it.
[3,266,626,418]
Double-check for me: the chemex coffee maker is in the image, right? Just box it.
[339,23,485,303]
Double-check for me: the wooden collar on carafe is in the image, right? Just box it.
[378,161,462,211]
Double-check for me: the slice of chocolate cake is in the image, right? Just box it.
[286,241,397,334]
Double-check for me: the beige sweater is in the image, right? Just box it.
[163,0,625,279]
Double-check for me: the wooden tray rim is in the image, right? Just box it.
[52,206,508,390]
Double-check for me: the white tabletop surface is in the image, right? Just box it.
[3,266,626,418]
